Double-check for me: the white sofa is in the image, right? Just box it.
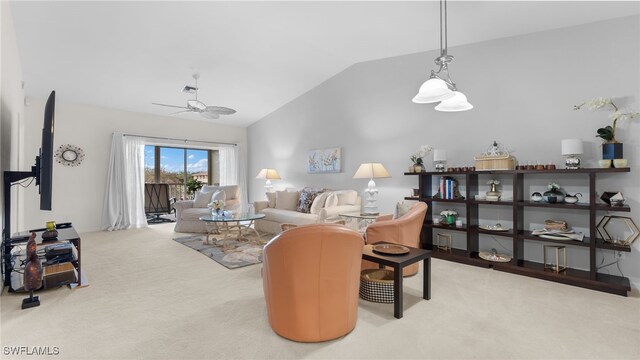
[173,185,241,233]
[254,189,361,234]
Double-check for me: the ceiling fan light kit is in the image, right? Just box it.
[152,73,236,119]
[413,0,472,112]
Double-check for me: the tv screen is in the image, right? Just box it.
[39,90,55,210]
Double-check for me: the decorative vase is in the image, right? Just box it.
[486,183,501,200]
[543,189,564,203]
[413,164,425,173]
[602,143,623,160]
[445,215,456,225]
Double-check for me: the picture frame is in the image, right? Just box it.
[307,147,341,173]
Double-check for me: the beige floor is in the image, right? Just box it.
[1,223,639,360]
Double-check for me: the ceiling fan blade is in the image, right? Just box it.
[200,111,220,119]
[205,106,237,115]
[168,110,194,116]
[152,103,189,109]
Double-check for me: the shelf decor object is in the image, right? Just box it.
[596,215,639,246]
[474,141,516,170]
[561,139,584,169]
[436,233,452,251]
[543,182,565,203]
[486,179,501,201]
[22,233,42,309]
[255,168,281,192]
[353,163,391,215]
[543,245,567,273]
[574,97,639,160]
[410,145,433,173]
[412,0,472,112]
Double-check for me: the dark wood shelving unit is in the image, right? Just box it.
[407,167,632,296]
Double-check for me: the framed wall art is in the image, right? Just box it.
[307,147,341,174]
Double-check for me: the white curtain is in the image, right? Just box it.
[219,145,248,212]
[101,133,148,231]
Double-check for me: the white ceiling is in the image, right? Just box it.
[10,1,640,127]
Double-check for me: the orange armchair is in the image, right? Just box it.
[363,202,428,276]
[262,224,364,342]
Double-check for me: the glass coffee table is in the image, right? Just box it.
[339,212,390,233]
[199,213,266,251]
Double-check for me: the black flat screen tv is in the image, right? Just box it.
[37,90,55,210]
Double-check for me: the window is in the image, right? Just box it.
[144,145,219,199]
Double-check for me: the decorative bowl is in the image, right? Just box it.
[613,159,628,168]
[598,159,611,168]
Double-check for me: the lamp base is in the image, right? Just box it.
[565,156,581,169]
[22,292,40,309]
[435,162,446,172]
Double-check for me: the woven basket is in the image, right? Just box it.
[359,269,394,303]
[474,154,516,171]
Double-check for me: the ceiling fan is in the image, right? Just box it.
[152,74,236,119]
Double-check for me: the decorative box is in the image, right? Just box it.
[474,141,516,170]
[43,262,77,288]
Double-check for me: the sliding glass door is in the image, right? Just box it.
[144,145,219,199]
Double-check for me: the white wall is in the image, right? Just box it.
[1,1,26,237]
[20,100,247,233]
[248,16,640,288]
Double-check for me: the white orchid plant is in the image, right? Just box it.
[440,209,458,217]
[410,145,434,165]
[574,97,639,143]
[487,179,500,185]
[548,182,561,191]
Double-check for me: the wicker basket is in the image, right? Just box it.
[474,154,516,171]
[359,269,394,303]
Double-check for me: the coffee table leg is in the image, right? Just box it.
[423,257,431,300]
[394,265,403,319]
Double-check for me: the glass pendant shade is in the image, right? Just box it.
[434,91,473,112]
[412,78,455,104]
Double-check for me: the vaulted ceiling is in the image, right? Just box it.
[11,1,639,126]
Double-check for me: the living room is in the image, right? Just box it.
[1,1,639,359]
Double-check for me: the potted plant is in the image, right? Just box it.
[574,97,639,160]
[186,178,204,196]
[440,209,457,225]
[410,145,433,172]
[209,199,225,216]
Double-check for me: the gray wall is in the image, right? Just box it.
[248,16,640,288]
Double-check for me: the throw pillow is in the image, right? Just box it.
[193,190,214,208]
[393,201,413,219]
[296,187,325,213]
[275,190,299,211]
[265,192,276,208]
[325,192,338,207]
[310,192,330,214]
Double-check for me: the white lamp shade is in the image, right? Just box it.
[412,78,455,104]
[256,168,281,180]
[353,163,391,179]
[434,91,473,112]
[433,149,447,162]
[561,139,584,155]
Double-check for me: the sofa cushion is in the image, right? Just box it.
[193,190,214,208]
[336,190,358,205]
[208,190,226,208]
[261,208,318,224]
[266,192,276,208]
[180,207,212,221]
[310,192,330,215]
[275,191,299,210]
[202,185,239,200]
[296,187,325,214]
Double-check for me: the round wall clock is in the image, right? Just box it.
[55,144,85,167]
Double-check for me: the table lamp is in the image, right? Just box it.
[433,149,447,172]
[561,139,583,169]
[353,163,391,215]
[256,168,281,192]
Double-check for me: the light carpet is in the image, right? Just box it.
[173,234,268,269]
[1,223,638,360]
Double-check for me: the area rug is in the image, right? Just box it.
[173,233,274,269]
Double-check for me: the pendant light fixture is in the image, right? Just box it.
[413,0,472,112]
